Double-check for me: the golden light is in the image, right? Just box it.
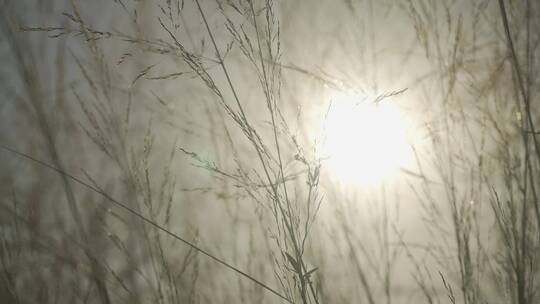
[319,93,413,185]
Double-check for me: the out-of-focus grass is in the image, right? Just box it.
[1,0,540,303]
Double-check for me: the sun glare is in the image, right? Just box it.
[319,94,413,185]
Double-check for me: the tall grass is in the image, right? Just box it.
[1,0,540,303]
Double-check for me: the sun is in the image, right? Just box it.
[319,93,413,185]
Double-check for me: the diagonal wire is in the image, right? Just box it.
[0,144,293,303]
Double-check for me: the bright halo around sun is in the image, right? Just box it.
[319,93,413,186]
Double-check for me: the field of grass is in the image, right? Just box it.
[1,0,540,303]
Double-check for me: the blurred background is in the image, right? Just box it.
[1,0,539,303]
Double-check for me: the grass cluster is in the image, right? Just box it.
[1,0,540,303]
